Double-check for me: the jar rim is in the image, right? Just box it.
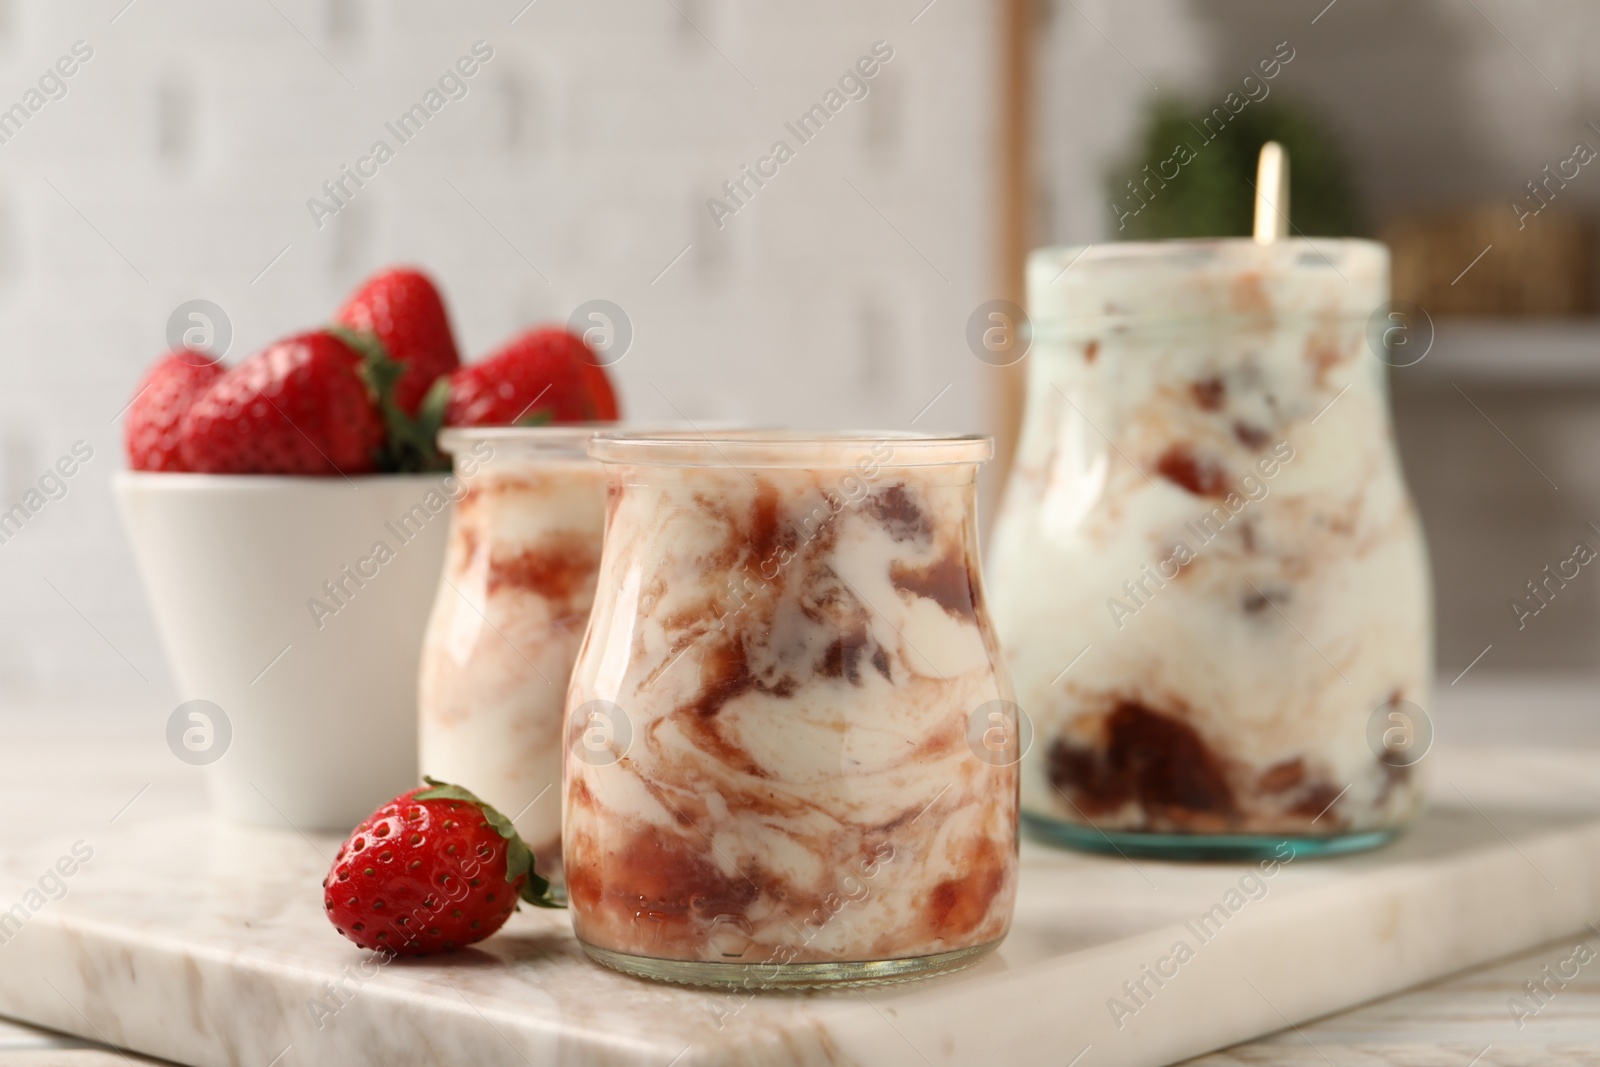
[1028,237,1387,331]
[1033,236,1384,268]
[438,424,610,461]
[589,430,994,468]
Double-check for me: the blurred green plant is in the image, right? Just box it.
[1107,97,1363,239]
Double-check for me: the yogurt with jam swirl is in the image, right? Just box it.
[563,432,1019,986]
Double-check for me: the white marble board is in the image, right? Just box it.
[0,748,1596,1067]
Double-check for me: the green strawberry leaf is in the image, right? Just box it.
[416,776,563,909]
[415,376,453,448]
[514,408,554,428]
[333,324,451,474]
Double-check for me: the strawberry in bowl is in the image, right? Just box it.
[126,268,623,477]
[334,267,462,419]
[447,327,619,427]
[124,350,226,472]
[176,330,386,475]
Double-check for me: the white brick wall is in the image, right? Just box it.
[0,0,1001,708]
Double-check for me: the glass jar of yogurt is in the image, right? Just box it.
[564,431,1019,987]
[990,239,1432,859]
[418,427,607,885]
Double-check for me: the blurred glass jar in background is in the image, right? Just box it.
[419,427,606,883]
[989,240,1433,859]
[565,431,1019,988]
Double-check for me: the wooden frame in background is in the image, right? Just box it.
[992,0,1032,494]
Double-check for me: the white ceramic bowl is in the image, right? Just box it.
[115,471,453,831]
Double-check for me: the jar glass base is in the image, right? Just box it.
[578,940,999,990]
[1022,812,1399,861]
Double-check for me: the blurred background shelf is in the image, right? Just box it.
[1402,319,1600,388]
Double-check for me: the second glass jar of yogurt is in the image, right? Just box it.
[418,427,607,883]
[990,239,1433,859]
[564,431,1019,987]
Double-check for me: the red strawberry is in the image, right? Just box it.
[334,268,460,417]
[323,779,560,956]
[178,331,385,475]
[124,351,225,471]
[578,358,621,422]
[446,328,613,427]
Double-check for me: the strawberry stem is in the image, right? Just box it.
[416,776,563,909]
[331,324,451,473]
